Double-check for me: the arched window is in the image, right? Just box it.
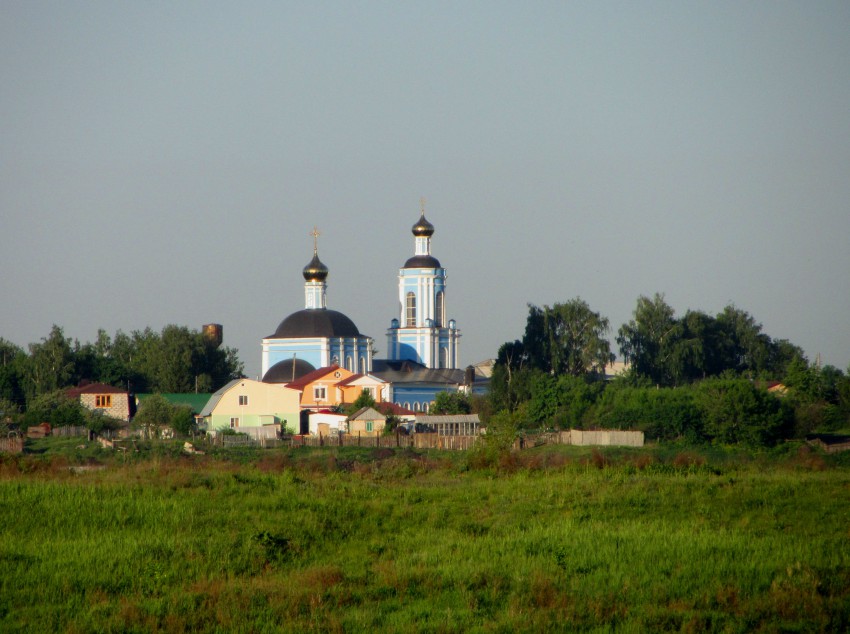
[406,292,416,327]
[346,356,353,372]
[403,402,411,411]
[435,291,444,327]
[413,402,420,412]
[439,346,448,369]
[359,357,366,373]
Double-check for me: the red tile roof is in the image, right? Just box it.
[285,365,341,391]
[376,402,416,417]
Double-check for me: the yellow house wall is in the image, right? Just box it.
[348,419,385,437]
[340,380,386,405]
[209,379,301,429]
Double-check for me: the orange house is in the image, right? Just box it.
[285,365,355,410]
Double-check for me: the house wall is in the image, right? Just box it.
[207,380,300,433]
[298,368,355,409]
[340,379,387,405]
[79,393,131,422]
[308,412,348,435]
[348,419,385,437]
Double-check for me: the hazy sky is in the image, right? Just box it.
[2,1,849,380]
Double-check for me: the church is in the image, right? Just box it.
[260,204,486,412]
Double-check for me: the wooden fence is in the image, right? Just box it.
[517,429,644,449]
[52,426,89,438]
[280,432,481,451]
[207,428,641,453]
[0,437,24,453]
[807,437,850,454]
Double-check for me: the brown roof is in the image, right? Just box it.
[377,402,416,417]
[285,365,341,391]
[66,382,128,397]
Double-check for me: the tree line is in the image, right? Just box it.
[0,324,244,420]
[487,295,850,446]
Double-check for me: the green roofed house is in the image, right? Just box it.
[199,378,301,438]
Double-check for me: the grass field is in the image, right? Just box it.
[1,440,849,632]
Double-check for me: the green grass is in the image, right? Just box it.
[1,441,849,632]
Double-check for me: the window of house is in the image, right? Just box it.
[95,395,112,408]
[366,421,373,432]
[362,387,374,398]
[238,395,248,406]
[346,356,353,371]
[439,346,448,369]
[359,357,365,373]
[314,386,327,401]
[230,417,239,428]
[406,292,416,326]
[435,291,444,327]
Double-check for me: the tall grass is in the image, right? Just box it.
[1,444,848,632]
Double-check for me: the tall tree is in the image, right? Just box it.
[24,325,76,398]
[715,305,773,378]
[617,294,683,386]
[523,300,614,377]
[0,338,26,408]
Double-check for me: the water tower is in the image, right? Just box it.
[202,323,223,348]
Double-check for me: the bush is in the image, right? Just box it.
[694,378,793,446]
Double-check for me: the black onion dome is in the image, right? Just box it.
[262,357,317,383]
[404,254,442,268]
[270,309,361,339]
[412,214,435,237]
[302,253,329,281]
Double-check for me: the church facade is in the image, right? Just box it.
[261,231,373,381]
[260,207,484,413]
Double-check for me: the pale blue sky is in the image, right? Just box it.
[2,1,849,379]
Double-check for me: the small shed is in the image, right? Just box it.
[309,410,348,436]
[347,407,387,437]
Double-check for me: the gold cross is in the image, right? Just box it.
[310,226,321,253]
[420,197,426,216]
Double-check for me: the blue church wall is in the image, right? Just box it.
[392,384,460,412]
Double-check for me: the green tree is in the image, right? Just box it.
[133,394,174,438]
[0,338,26,409]
[22,390,87,429]
[432,391,472,415]
[715,305,774,378]
[128,325,243,393]
[24,325,76,398]
[490,341,533,413]
[0,396,21,429]
[694,378,792,446]
[617,294,683,387]
[523,299,614,377]
[170,406,197,436]
[346,389,376,415]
